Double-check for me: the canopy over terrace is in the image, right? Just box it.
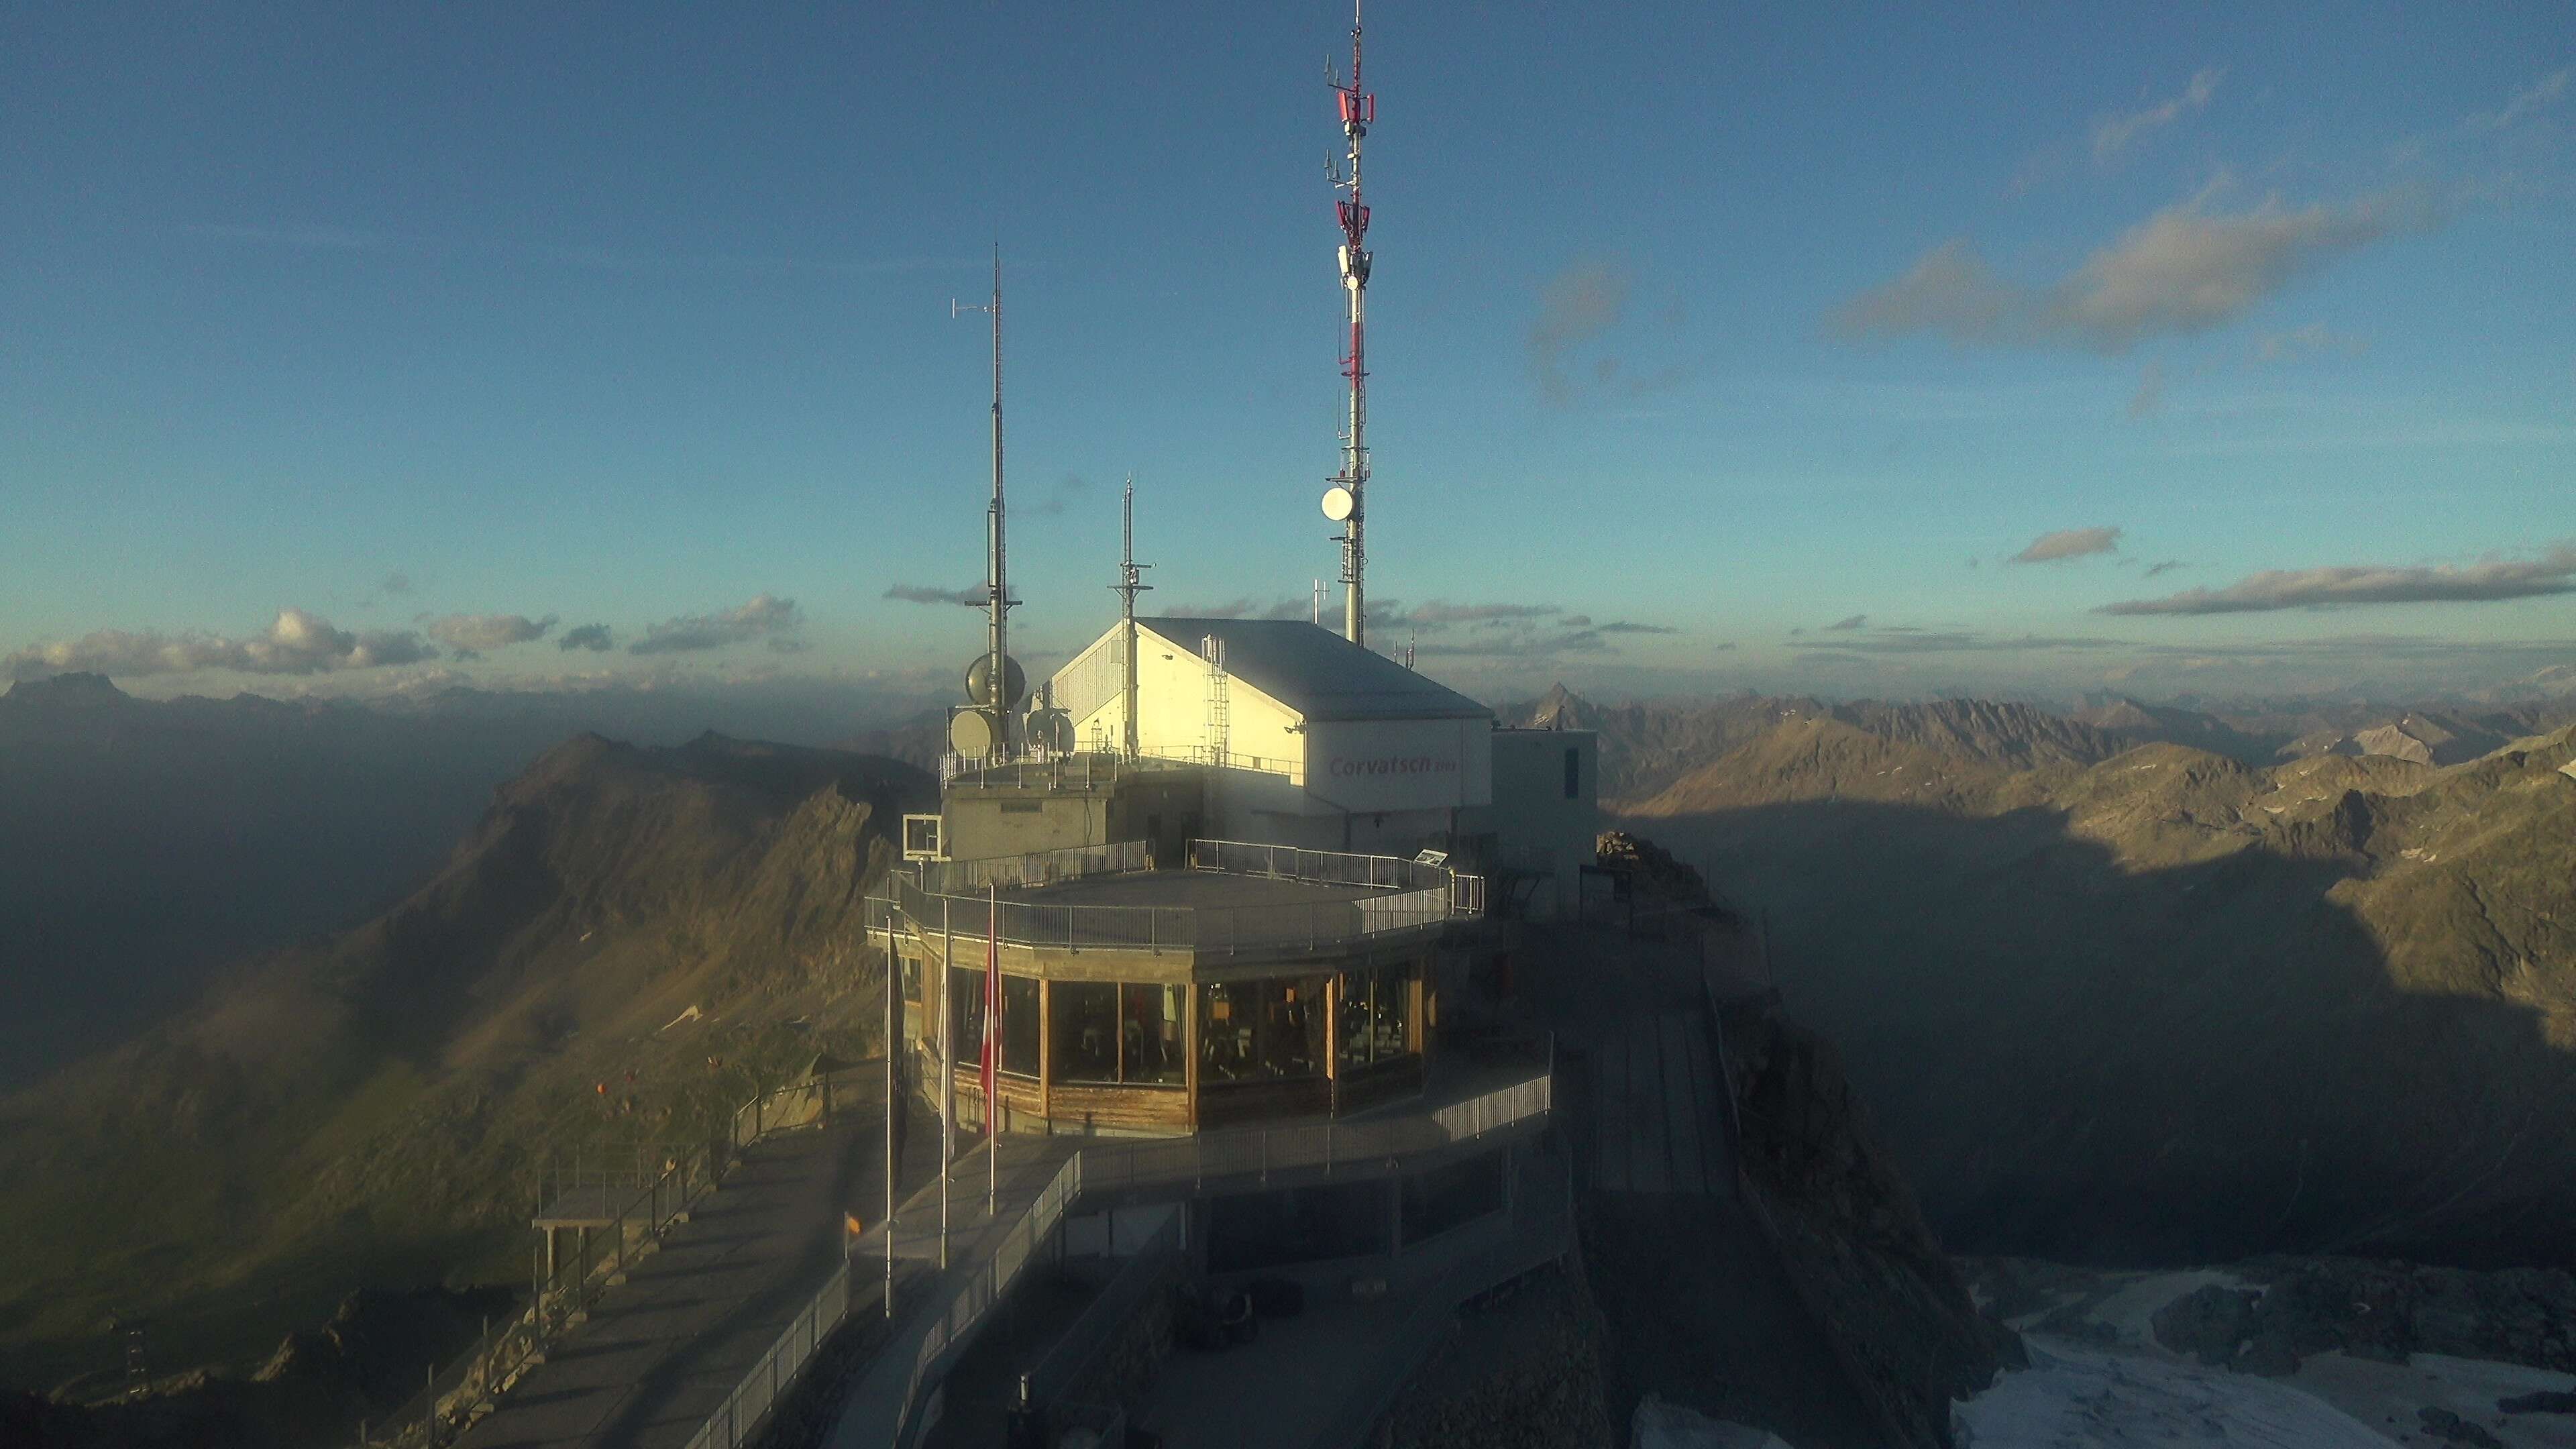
[875,841,1483,1133]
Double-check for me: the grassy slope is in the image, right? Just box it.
[0,733,929,1395]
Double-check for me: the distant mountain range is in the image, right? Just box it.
[0,729,926,1397]
[1537,681,2576,1270]
[1513,681,2576,802]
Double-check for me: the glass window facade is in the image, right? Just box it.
[1053,980,1120,1083]
[1050,979,1186,1087]
[1201,975,1331,1082]
[948,965,985,1061]
[1126,983,1186,1085]
[1338,961,1418,1069]
[1002,973,1040,1077]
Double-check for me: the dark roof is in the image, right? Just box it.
[1135,618,1493,723]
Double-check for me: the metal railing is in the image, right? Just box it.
[670,1069,1553,1449]
[938,749,1201,789]
[882,1150,1090,1449]
[888,873,1460,957]
[680,1256,854,1449]
[354,1071,871,1449]
[920,839,1148,896]
[1024,1210,1186,1409]
[1187,839,1446,892]
[1134,743,1307,784]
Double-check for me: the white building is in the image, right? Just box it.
[1040,616,1595,914]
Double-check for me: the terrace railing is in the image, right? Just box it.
[919,839,1149,896]
[886,875,1460,959]
[679,1256,855,1449]
[354,1070,874,1449]
[670,1067,1553,1449]
[1187,839,1446,892]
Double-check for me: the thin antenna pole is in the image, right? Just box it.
[1326,0,1374,646]
[956,248,1018,757]
[1111,476,1152,757]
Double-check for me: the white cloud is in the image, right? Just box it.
[629,594,803,654]
[1837,184,2430,354]
[5,608,435,680]
[2100,545,2576,614]
[2092,68,2225,162]
[2465,66,2571,133]
[423,612,556,653]
[2012,527,2123,564]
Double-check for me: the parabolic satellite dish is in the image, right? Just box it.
[1320,485,1354,522]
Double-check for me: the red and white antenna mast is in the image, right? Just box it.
[1321,0,1375,647]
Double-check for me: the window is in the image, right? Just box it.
[1125,983,1186,1084]
[1053,980,1119,1084]
[1337,961,1418,1069]
[1201,981,1254,1081]
[1002,973,1041,1077]
[1257,977,1330,1079]
[1201,977,1332,1083]
[948,965,985,1061]
[1564,746,1580,800]
[1055,980,1186,1086]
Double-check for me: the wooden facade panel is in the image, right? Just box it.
[1045,1081,1193,1133]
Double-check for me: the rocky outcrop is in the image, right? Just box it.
[1383,1266,1614,1449]
[2146,1258,2576,1379]
[1717,995,2021,1447]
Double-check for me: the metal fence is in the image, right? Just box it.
[920,839,1148,896]
[938,749,1201,790]
[353,1071,871,1449]
[1024,1210,1185,1408]
[679,1256,855,1449]
[882,1150,1090,1449]
[1187,839,1446,892]
[886,874,1464,959]
[669,1068,1556,1449]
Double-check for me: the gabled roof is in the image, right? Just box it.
[1134,618,1492,724]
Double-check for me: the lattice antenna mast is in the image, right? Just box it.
[954,246,1019,757]
[1110,476,1152,757]
[1324,0,1375,646]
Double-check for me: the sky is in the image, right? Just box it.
[4,2,2573,715]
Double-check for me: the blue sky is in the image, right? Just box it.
[4,2,2571,710]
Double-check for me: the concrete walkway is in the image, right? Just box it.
[459,1111,901,1449]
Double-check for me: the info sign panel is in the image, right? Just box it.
[1303,718,1493,814]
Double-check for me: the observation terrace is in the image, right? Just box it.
[872,841,1489,1134]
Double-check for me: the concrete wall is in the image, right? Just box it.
[1480,731,1599,918]
[941,789,1110,863]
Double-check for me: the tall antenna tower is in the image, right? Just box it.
[953,246,1022,759]
[1110,476,1152,757]
[1321,0,1375,647]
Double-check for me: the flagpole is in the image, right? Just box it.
[986,881,1000,1217]
[939,896,953,1271]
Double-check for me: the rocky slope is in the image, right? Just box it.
[1719,991,2024,1446]
[0,733,929,1400]
[1621,709,2576,1271]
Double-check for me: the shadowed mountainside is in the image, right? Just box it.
[1619,712,2576,1270]
[0,674,581,1087]
[0,732,930,1399]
